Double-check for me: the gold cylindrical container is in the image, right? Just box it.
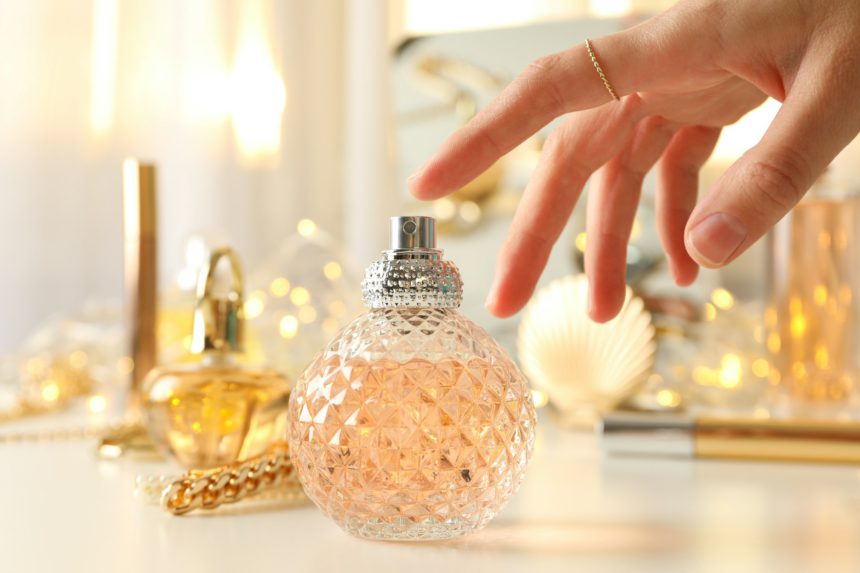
[767,176,860,415]
[694,417,860,464]
[122,158,158,416]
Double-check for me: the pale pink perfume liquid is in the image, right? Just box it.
[289,308,536,540]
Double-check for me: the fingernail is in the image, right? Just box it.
[587,289,597,319]
[668,261,688,286]
[484,280,499,310]
[687,212,747,266]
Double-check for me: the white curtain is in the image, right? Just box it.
[0,0,400,352]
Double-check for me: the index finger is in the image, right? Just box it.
[407,22,667,200]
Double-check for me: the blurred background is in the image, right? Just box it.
[4,0,860,425]
[0,0,781,352]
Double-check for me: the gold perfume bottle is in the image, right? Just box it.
[767,177,860,416]
[143,247,291,469]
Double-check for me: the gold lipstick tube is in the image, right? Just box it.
[122,158,157,416]
[601,413,860,465]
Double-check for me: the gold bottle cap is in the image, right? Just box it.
[191,247,245,354]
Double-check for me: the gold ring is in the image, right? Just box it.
[585,39,619,101]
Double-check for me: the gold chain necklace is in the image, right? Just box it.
[145,442,305,515]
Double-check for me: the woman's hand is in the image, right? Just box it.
[407,0,860,322]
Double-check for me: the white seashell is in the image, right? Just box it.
[517,274,656,420]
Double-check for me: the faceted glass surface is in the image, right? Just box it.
[288,308,536,540]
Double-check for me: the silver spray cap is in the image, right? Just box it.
[361,216,463,309]
[390,215,436,250]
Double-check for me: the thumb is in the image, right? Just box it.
[685,68,860,268]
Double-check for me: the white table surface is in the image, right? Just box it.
[2,412,860,573]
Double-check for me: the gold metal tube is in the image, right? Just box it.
[695,417,860,465]
[603,412,860,465]
[122,158,157,417]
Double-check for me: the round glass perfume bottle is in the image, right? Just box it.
[143,248,291,469]
[288,216,536,541]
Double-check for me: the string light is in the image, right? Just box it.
[656,389,681,408]
[814,343,830,369]
[752,359,770,378]
[269,277,290,298]
[530,389,549,409]
[703,303,717,321]
[40,383,60,402]
[790,315,807,338]
[297,219,317,237]
[298,306,317,324]
[767,332,781,353]
[88,395,108,414]
[813,284,828,306]
[710,288,735,310]
[459,201,481,224]
[719,354,742,389]
[279,315,299,339]
[693,366,715,386]
[290,287,310,306]
[433,199,457,221]
[323,263,342,281]
[244,290,267,319]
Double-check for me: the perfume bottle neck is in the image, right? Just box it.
[362,216,464,309]
[361,257,463,309]
[190,247,246,354]
[199,351,237,368]
[383,248,441,261]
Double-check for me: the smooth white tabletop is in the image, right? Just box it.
[2,412,860,573]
